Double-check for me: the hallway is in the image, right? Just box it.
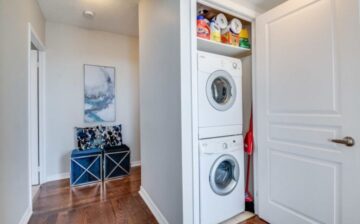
[29,167,266,224]
[30,167,157,223]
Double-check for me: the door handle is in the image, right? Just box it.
[330,136,355,147]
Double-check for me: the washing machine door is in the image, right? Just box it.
[210,154,240,196]
[206,70,237,111]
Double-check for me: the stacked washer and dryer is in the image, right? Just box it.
[198,51,245,224]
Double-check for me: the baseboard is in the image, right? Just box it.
[19,206,32,224]
[131,160,141,167]
[139,186,169,224]
[46,172,70,182]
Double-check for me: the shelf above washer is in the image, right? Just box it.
[197,37,251,58]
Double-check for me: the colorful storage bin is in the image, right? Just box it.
[103,145,130,180]
[70,148,102,186]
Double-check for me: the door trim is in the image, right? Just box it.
[27,23,46,212]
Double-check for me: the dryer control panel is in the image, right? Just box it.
[198,51,242,76]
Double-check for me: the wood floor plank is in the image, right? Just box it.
[31,167,156,224]
[237,216,268,224]
[110,197,129,223]
[30,167,266,224]
[83,201,116,224]
[55,208,85,224]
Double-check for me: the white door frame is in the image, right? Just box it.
[27,23,46,208]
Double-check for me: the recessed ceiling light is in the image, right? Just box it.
[83,10,95,18]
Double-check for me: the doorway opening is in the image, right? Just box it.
[30,44,40,197]
[28,23,46,206]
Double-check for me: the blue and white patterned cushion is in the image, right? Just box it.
[76,126,103,150]
[101,125,123,148]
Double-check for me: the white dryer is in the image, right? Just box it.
[200,135,245,224]
[198,51,243,139]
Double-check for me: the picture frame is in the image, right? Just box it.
[84,64,116,123]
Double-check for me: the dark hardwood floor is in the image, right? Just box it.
[239,216,267,224]
[30,167,266,224]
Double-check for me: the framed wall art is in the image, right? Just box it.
[84,64,116,123]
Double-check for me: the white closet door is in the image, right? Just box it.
[255,0,360,223]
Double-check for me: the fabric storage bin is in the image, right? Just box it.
[103,145,130,180]
[71,148,102,186]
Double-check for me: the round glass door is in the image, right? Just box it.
[210,155,239,196]
[206,70,237,111]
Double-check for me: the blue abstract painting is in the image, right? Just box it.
[84,65,115,123]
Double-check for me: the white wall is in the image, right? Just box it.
[139,0,183,223]
[0,0,45,223]
[45,22,140,180]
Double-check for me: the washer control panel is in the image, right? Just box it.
[200,135,243,154]
[222,143,228,149]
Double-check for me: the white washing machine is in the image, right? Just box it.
[200,135,245,224]
[198,51,243,139]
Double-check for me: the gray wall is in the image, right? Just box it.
[139,0,183,223]
[45,22,140,180]
[242,56,252,136]
[0,0,45,223]
[241,56,254,194]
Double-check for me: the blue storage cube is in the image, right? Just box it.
[103,145,130,180]
[71,148,102,186]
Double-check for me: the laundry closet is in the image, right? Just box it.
[192,1,254,223]
[139,0,360,223]
[186,0,360,223]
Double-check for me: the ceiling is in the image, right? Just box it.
[252,0,288,11]
[37,0,287,37]
[231,0,288,12]
[37,0,139,37]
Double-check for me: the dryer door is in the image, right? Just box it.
[206,70,237,111]
[210,154,240,196]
